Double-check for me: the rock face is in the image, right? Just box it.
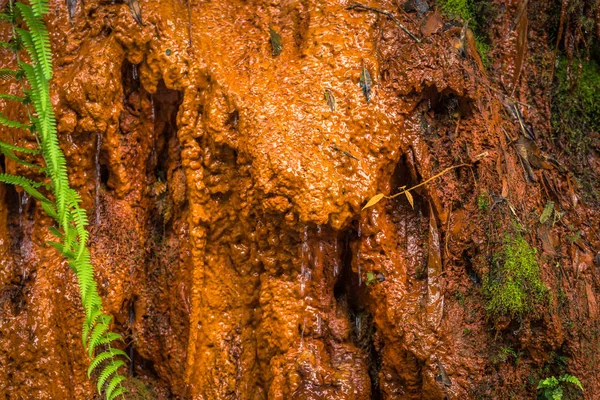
[0,0,599,399]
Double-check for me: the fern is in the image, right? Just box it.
[538,374,584,400]
[0,1,129,398]
[0,113,29,129]
[0,67,20,80]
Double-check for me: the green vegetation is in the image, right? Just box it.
[0,1,127,398]
[477,190,489,212]
[552,58,600,200]
[539,201,554,224]
[498,346,522,365]
[553,58,600,156]
[537,374,583,400]
[484,234,548,319]
[437,0,493,67]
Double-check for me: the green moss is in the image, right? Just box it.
[437,0,494,68]
[484,234,548,319]
[475,39,491,69]
[553,58,600,156]
[438,0,475,22]
[477,190,489,212]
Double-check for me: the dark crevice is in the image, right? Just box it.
[334,228,383,399]
[149,81,184,231]
[99,163,109,186]
[463,249,481,286]
[420,85,474,120]
[6,185,22,250]
[127,297,136,376]
[121,60,140,97]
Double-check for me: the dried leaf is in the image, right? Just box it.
[362,193,385,210]
[66,0,77,21]
[324,89,336,111]
[269,27,282,56]
[127,0,143,25]
[405,191,414,209]
[359,66,372,103]
[539,200,554,224]
[465,28,485,73]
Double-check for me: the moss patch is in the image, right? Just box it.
[552,58,600,200]
[553,58,600,156]
[437,0,493,67]
[484,234,548,319]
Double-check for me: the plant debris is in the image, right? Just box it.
[362,159,484,210]
[359,66,372,103]
[126,0,143,25]
[324,89,336,111]
[269,27,282,56]
[66,0,76,21]
[347,3,421,43]
[403,0,429,16]
[331,145,359,161]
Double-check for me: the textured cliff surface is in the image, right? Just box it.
[0,0,599,398]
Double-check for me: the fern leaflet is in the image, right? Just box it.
[0,1,129,398]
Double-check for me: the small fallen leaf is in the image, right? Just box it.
[539,200,554,224]
[359,66,372,103]
[67,0,77,21]
[324,89,336,111]
[405,191,414,209]
[366,272,376,286]
[126,0,143,25]
[362,193,385,210]
[501,177,509,198]
[269,27,282,56]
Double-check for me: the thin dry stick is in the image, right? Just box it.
[363,160,483,210]
[186,0,193,47]
[347,3,421,43]
[389,163,472,199]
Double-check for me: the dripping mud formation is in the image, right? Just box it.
[1,0,600,398]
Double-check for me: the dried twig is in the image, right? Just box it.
[347,3,421,43]
[186,0,193,47]
[331,145,359,161]
[362,156,487,210]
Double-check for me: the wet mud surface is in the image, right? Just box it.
[1,0,600,399]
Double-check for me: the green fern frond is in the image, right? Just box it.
[94,332,123,347]
[15,4,52,80]
[82,307,104,347]
[40,200,58,220]
[104,376,126,400]
[88,349,129,377]
[67,189,89,257]
[0,113,29,130]
[28,0,50,18]
[0,39,20,51]
[0,141,39,155]
[0,140,42,169]
[107,386,127,400]
[48,226,63,239]
[0,173,49,202]
[97,360,126,394]
[0,12,13,23]
[18,62,46,112]
[1,2,129,398]
[0,68,19,80]
[87,317,111,358]
[559,374,583,391]
[0,94,24,103]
